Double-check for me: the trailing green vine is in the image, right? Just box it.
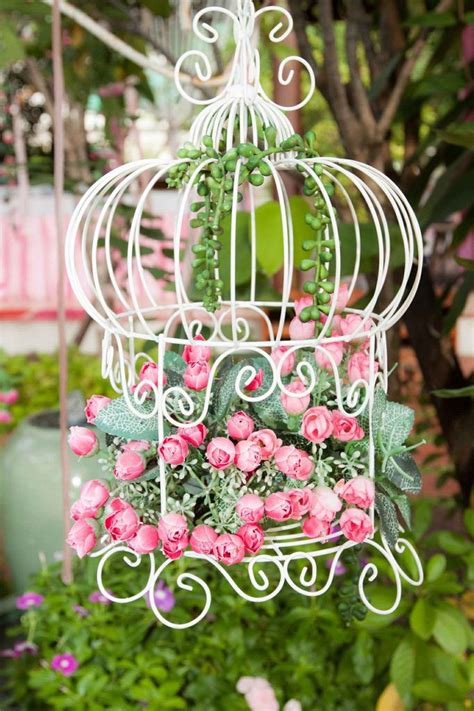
[167,127,336,320]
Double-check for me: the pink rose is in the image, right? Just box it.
[274,445,314,481]
[315,342,344,371]
[158,435,189,466]
[227,411,255,440]
[332,411,364,441]
[302,516,331,539]
[271,346,296,376]
[213,533,245,565]
[236,493,265,523]
[206,437,236,470]
[0,389,18,405]
[190,525,218,555]
[177,423,208,447]
[294,295,313,317]
[138,361,167,388]
[339,314,363,337]
[245,368,264,392]
[84,395,111,424]
[129,525,160,554]
[347,351,378,383]
[237,523,264,555]
[289,317,315,340]
[67,519,96,558]
[79,479,109,518]
[68,427,98,457]
[301,406,333,443]
[114,450,146,480]
[104,499,139,541]
[340,508,374,543]
[248,429,282,459]
[122,440,150,453]
[158,512,189,559]
[339,476,374,509]
[288,488,315,518]
[234,440,262,473]
[310,486,342,522]
[183,335,211,364]
[265,492,293,521]
[321,313,343,336]
[0,410,12,424]
[331,283,349,312]
[280,379,310,415]
[184,361,210,391]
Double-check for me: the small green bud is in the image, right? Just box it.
[264,125,277,147]
[202,135,213,148]
[225,158,237,172]
[320,281,335,293]
[303,281,318,295]
[300,259,316,271]
[302,240,317,251]
[258,160,272,176]
[299,306,313,323]
[310,306,320,320]
[197,182,209,197]
[249,173,264,187]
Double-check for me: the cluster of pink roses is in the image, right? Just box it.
[0,388,19,424]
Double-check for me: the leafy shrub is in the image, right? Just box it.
[1,500,472,710]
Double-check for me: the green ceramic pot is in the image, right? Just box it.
[0,410,101,592]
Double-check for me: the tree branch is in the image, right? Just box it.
[345,3,376,132]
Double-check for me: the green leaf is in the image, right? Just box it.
[379,401,415,452]
[212,361,242,421]
[442,272,474,335]
[409,598,435,640]
[385,452,422,493]
[432,385,474,399]
[437,123,474,149]
[426,553,447,582]
[390,638,415,704]
[164,351,186,375]
[464,509,474,537]
[432,604,468,655]
[219,212,252,293]
[406,11,458,27]
[352,631,374,684]
[437,530,472,555]
[375,492,399,548]
[94,396,159,440]
[413,679,464,703]
[0,23,25,68]
[250,357,288,429]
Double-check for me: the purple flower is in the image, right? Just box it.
[73,604,89,618]
[1,648,19,658]
[16,592,44,610]
[146,581,175,613]
[325,557,347,576]
[51,653,79,676]
[88,590,111,605]
[14,641,38,656]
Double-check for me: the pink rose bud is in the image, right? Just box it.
[330,283,349,313]
[294,295,313,317]
[237,523,265,555]
[183,361,210,391]
[213,533,246,566]
[347,351,378,384]
[234,440,262,473]
[138,361,167,388]
[302,516,331,539]
[84,395,112,424]
[0,410,12,424]
[78,479,109,517]
[128,525,160,554]
[66,519,97,558]
[206,437,236,470]
[310,486,342,522]
[177,423,208,447]
[280,379,310,415]
[104,499,140,541]
[122,440,150,452]
[158,435,189,466]
[190,524,218,555]
[248,429,282,459]
[227,411,255,440]
[236,493,265,523]
[339,314,363,337]
[114,450,146,480]
[157,513,189,556]
[340,508,374,543]
[321,313,343,336]
[288,488,315,518]
[289,317,315,340]
[271,346,296,376]
[332,411,364,442]
[0,388,19,405]
[68,427,98,457]
[339,476,374,509]
[301,406,333,443]
[182,335,212,364]
[245,368,264,392]
[274,445,314,481]
[315,342,344,371]
[265,492,293,522]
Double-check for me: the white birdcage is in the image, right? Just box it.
[66,0,423,628]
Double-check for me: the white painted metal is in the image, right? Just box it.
[67,0,424,626]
